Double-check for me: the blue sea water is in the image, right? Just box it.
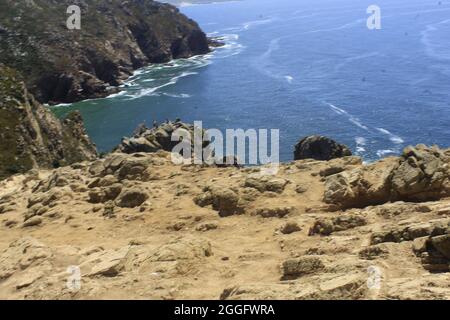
[52,0,450,162]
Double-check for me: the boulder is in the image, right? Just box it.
[255,206,294,218]
[414,231,450,272]
[294,136,352,161]
[149,237,213,262]
[280,221,302,234]
[244,176,289,193]
[430,234,450,260]
[390,145,450,201]
[116,189,149,208]
[116,121,209,158]
[371,220,449,245]
[88,184,122,204]
[323,145,450,210]
[194,185,242,217]
[359,244,390,260]
[323,158,398,209]
[87,248,129,277]
[309,215,367,236]
[22,216,42,228]
[281,256,325,279]
[221,273,367,300]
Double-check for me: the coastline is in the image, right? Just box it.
[49,40,225,109]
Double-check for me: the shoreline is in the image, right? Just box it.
[49,40,225,109]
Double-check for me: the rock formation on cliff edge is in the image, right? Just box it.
[0,64,97,179]
[0,0,211,104]
[0,138,449,299]
[294,135,353,161]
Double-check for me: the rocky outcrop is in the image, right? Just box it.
[0,65,97,179]
[371,219,449,245]
[0,0,211,104]
[116,120,206,155]
[414,233,450,272]
[194,185,243,217]
[309,215,367,236]
[323,145,450,210]
[390,145,450,201]
[294,136,352,161]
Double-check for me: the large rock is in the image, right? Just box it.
[244,175,289,193]
[194,185,242,217]
[390,145,450,201]
[281,256,325,279]
[323,145,450,209]
[116,189,149,208]
[371,219,449,245]
[413,228,450,272]
[117,121,194,154]
[309,215,367,236]
[0,65,97,179]
[323,158,398,209]
[116,121,213,161]
[294,136,352,161]
[221,273,367,300]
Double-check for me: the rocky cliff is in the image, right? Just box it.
[0,139,449,299]
[0,64,97,179]
[0,0,211,104]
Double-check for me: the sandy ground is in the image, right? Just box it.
[0,152,449,299]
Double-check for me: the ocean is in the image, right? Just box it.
[52,0,450,162]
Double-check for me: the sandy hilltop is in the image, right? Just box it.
[0,0,449,301]
[0,116,449,299]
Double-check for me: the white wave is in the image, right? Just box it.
[328,103,348,115]
[127,81,176,100]
[355,137,367,145]
[173,71,198,80]
[51,102,72,107]
[349,118,369,131]
[355,137,367,153]
[243,18,275,30]
[356,146,366,153]
[130,68,146,78]
[252,38,294,82]
[126,71,199,100]
[326,103,369,131]
[420,19,450,61]
[212,33,245,59]
[120,81,139,88]
[219,33,239,41]
[376,128,404,144]
[163,93,192,98]
[376,149,397,158]
[284,76,294,83]
[106,90,127,99]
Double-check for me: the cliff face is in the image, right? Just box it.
[0,65,97,179]
[0,0,210,104]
